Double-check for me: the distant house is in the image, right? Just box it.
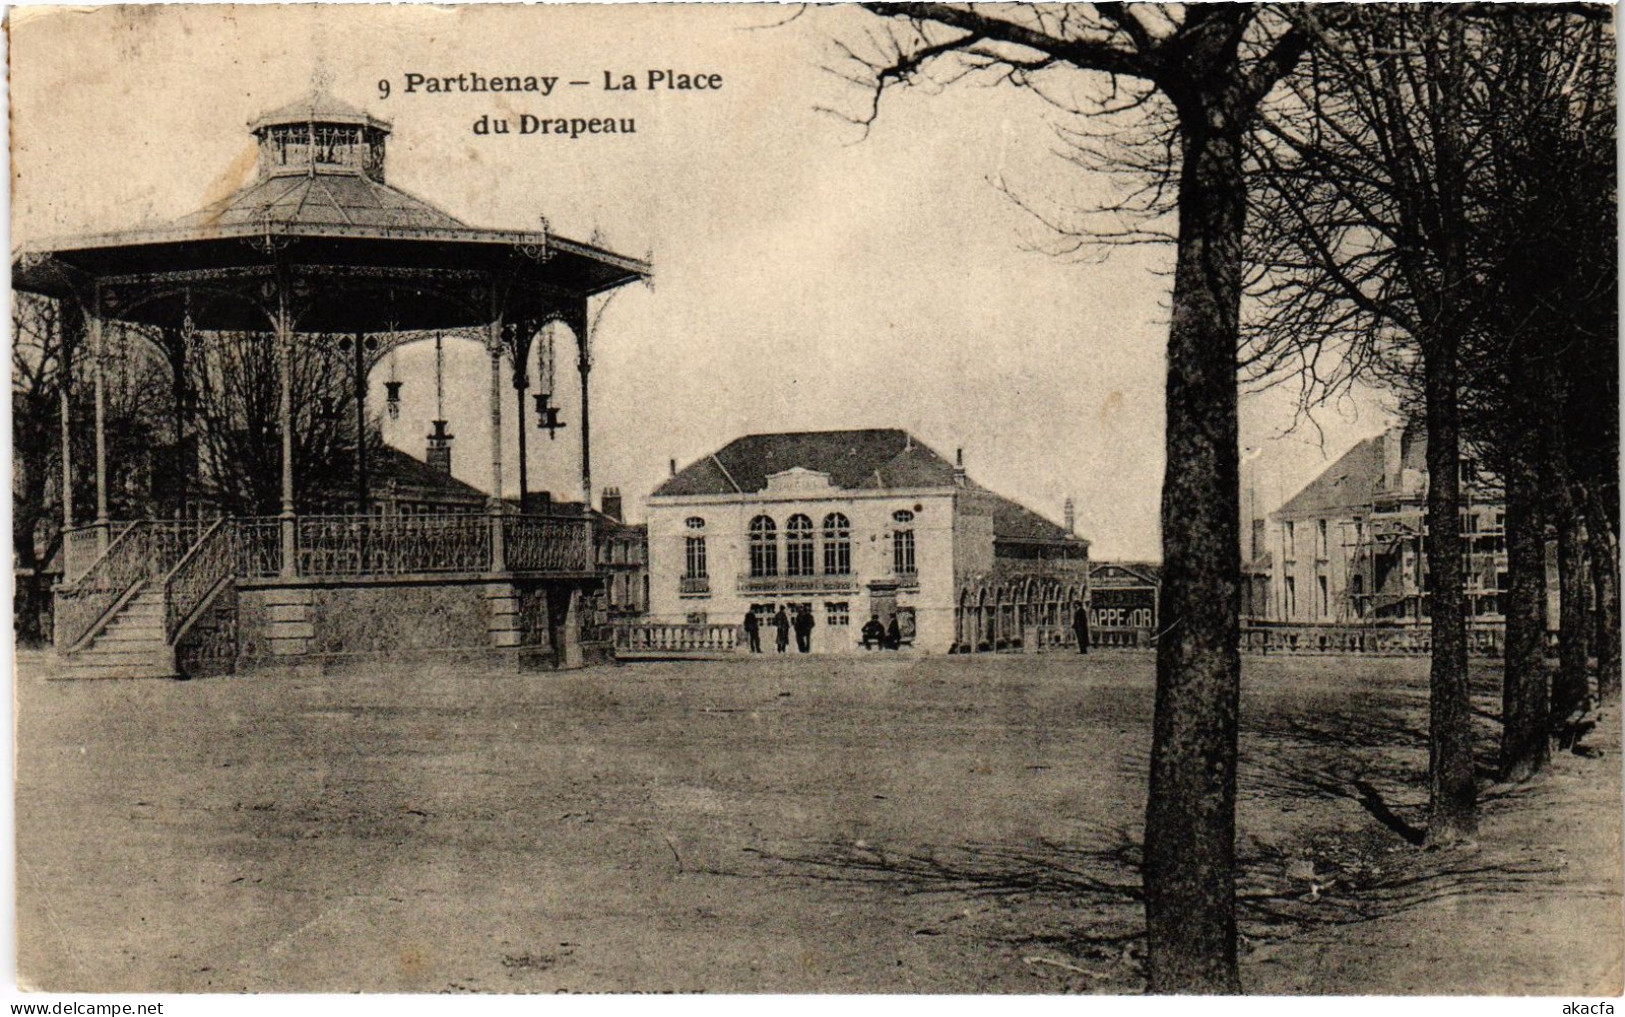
[339,442,650,628]
[645,429,1088,653]
[1266,423,1508,625]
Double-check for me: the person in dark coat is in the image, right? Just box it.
[793,605,816,653]
[860,614,886,650]
[885,615,902,650]
[773,607,791,653]
[1072,601,1091,654]
[743,609,761,653]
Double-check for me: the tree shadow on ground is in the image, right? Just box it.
[1241,697,1517,843]
[724,818,1559,990]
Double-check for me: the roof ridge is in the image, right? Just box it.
[709,453,743,493]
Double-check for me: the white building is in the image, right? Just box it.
[645,429,1088,653]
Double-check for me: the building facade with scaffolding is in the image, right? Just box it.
[1265,424,1509,632]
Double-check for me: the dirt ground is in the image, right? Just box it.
[13,649,1622,994]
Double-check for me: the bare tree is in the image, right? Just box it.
[1242,7,1614,781]
[186,330,370,515]
[832,3,1315,991]
[12,293,73,643]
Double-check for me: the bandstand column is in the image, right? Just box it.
[573,300,592,510]
[276,280,297,577]
[89,302,109,554]
[487,310,507,572]
[354,331,369,511]
[58,337,74,534]
[513,323,531,516]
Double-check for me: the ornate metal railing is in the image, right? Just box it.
[148,520,211,573]
[736,573,859,595]
[614,622,738,654]
[237,518,284,578]
[61,522,135,584]
[163,519,235,641]
[56,524,151,649]
[1240,621,1505,656]
[680,576,712,595]
[297,513,492,576]
[504,515,592,573]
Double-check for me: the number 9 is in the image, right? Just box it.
[378,79,391,100]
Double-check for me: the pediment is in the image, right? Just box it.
[764,467,837,494]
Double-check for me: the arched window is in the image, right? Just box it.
[822,513,851,575]
[894,526,916,576]
[685,516,706,530]
[786,514,815,577]
[684,535,707,579]
[749,515,778,577]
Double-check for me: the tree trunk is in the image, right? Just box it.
[1583,484,1620,699]
[1423,332,1477,844]
[1551,476,1592,723]
[1499,452,1549,781]
[1143,103,1245,995]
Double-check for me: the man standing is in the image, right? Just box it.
[1072,600,1091,654]
[773,606,791,654]
[743,608,761,653]
[793,605,815,653]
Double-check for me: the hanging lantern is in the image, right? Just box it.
[534,391,566,439]
[384,312,403,420]
[533,323,565,439]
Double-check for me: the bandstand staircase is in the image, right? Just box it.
[54,520,235,680]
[63,587,175,679]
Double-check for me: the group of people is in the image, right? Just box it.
[739,603,1091,653]
[740,607,904,652]
[859,613,903,651]
[741,605,817,653]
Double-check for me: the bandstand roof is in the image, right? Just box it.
[12,94,647,333]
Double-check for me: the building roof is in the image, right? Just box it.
[371,445,486,502]
[1274,425,1435,520]
[1092,561,1162,585]
[172,173,468,233]
[957,485,1079,545]
[250,92,391,133]
[655,429,957,496]
[12,94,649,330]
[1276,436,1387,519]
[653,428,1084,546]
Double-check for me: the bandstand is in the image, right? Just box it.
[14,94,649,678]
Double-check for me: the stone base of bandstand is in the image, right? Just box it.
[208,573,595,678]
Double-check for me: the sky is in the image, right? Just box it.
[8,4,1396,561]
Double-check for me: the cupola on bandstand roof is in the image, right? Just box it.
[13,92,648,334]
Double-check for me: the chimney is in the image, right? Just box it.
[600,486,623,522]
[669,457,677,477]
[954,447,967,487]
[426,419,454,475]
[1064,497,1076,536]
[1382,425,1403,491]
